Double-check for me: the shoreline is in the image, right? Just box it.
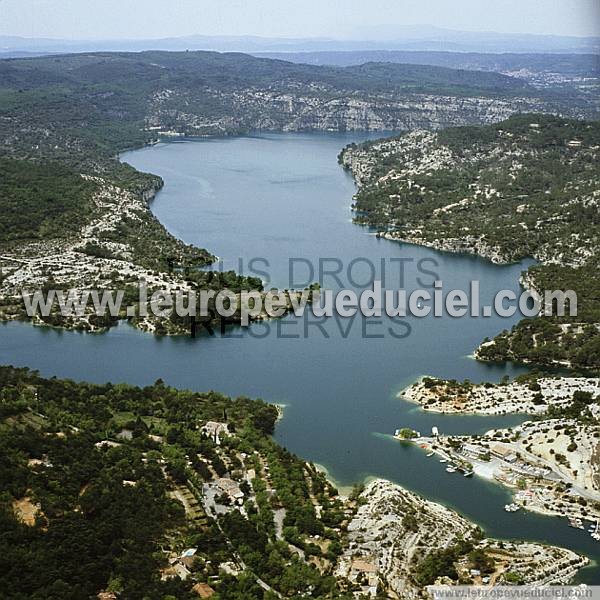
[402,426,600,524]
[313,463,356,498]
[339,478,590,592]
[402,375,600,415]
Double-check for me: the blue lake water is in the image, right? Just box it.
[1,132,598,580]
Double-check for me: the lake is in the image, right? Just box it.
[1,131,598,579]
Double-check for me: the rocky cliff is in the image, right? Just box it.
[336,479,588,598]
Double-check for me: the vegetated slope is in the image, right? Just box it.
[340,114,600,369]
[0,366,588,598]
[0,159,96,242]
[0,366,348,599]
[0,50,582,334]
[254,50,600,82]
[253,51,600,117]
[0,50,589,166]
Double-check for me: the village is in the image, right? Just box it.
[397,418,600,537]
[82,412,594,600]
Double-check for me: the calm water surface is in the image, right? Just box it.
[1,132,598,579]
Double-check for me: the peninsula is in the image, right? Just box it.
[340,115,600,369]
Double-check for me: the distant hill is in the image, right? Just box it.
[253,51,600,98]
[2,49,565,167]
[1,26,598,56]
[253,50,599,78]
[0,51,533,94]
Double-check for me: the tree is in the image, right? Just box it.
[397,428,418,440]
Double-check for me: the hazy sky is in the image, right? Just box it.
[1,0,599,40]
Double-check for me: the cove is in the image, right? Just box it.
[1,132,598,580]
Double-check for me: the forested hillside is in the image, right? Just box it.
[340,114,600,369]
[0,366,353,599]
[0,50,592,166]
[0,50,586,333]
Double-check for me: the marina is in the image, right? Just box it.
[405,428,600,546]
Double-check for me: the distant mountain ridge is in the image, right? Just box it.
[253,50,599,76]
[1,25,598,56]
[252,50,600,95]
[0,51,533,94]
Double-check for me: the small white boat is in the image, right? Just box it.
[426,452,434,457]
[463,471,474,477]
[439,458,447,463]
[446,466,457,473]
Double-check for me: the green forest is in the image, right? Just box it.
[0,159,96,242]
[0,366,356,599]
[345,114,600,369]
